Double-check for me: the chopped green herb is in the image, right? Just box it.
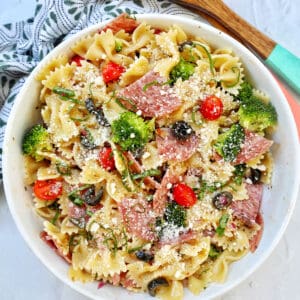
[216,213,230,236]
[59,95,82,105]
[191,105,203,125]
[127,244,149,254]
[53,86,75,98]
[209,245,222,258]
[51,210,60,225]
[70,115,89,122]
[68,184,91,206]
[132,169,161,180]
[179,42,214,75]
[195,181,223,200]
[56,162,71,176]
[193,42,215,75]
[223,67,240,88]
[68,234,80,252]
[142,80,172,91]
[115,40,123,52]
[86,210,94,217]
[88,83,94,98]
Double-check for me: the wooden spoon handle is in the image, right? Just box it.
[174,0,300,95]
[174,0,276,59]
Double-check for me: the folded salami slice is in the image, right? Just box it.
[156,128,198,162]
[235,130,273,164]
[119,197,157,241]
[101,13,139,33]
[230,183,263,226]
[118,71,181,117]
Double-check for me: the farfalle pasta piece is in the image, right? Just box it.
[71,34,95,58]
[42,63,76,89]
[36,55,69,82]
[119,56,150,87]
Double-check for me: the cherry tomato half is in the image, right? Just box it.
[172,183,197,207]
[102,61,125,84]
[70,55,85,67]
[33,179,63,201]
[99,147,115,171]
[200,95,223,120]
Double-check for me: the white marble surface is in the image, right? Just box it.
[0,1,299,300]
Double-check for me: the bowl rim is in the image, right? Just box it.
[3,13,300,300]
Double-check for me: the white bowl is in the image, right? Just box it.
[3,14,300,300]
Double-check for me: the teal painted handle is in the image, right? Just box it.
[266,45,300,94]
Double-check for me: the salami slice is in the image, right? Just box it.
[156,128,199,162]
[230,183,263,226]
[153,169,179,216]
[249,212,264,252]
[101,13,139,34]
[68,201,86,219]
[119,197,157,241]
[40,231,72,263]
[235,131,273,164]
[118,71,181,117]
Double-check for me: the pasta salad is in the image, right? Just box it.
[22,14,278,299]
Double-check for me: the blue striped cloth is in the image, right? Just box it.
[0,0,199,178]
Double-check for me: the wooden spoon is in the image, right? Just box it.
[173,0,300,95]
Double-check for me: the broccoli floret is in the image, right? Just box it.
[164,201,187,228]
[236,81,253,102]
[111,111,154,152]
[238,96,278,132]
[22,124,52,161]
[170,58,195,84]
[236,82,278,131]
[214,124,245,162]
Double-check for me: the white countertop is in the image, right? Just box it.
[0,1,299,299]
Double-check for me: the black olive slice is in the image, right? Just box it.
[69,217,86,229]
[82,186,104,206]
[85,98,110,127]
[212,191,233,209]
[249,168,262,184]
[147,277,169,297]
[171,121,194,141]
[178,41,194,52]
[135,250,154,263]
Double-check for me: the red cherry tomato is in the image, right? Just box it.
[200,95,223,120]
[172,183,197,207]
[99,147,115,171]
[33,179,63,201]
[102,61,125,84]
[154,28,163,34]
[70,55,84,66]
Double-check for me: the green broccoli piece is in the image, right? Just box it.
[22,124,52,161]
[111,111,154,152]
[236,81,253,102]
[164,201,187,228]
[214,124,245,162]
[236,81,278,132]
[238,96,278,132]
[170,58,195,84]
